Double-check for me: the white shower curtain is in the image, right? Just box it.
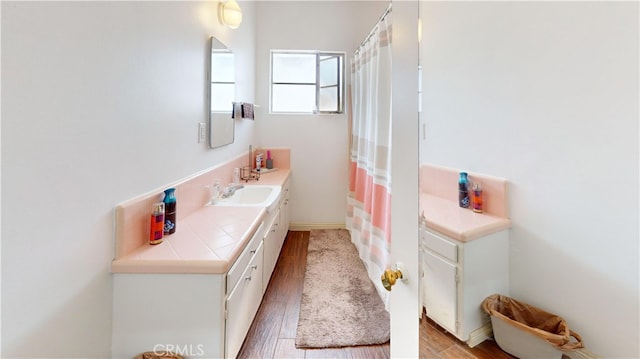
[346,7,392,306]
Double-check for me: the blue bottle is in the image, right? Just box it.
[458,172,470,208]
[163,188,177,234]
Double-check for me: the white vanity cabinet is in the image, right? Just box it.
[112,170,293,359]
[112,222,267,359]
[263,209,280,289]
[420,227,509,347]
[278,179,290,241]
[225,239,264,358]
[263,178,290,289]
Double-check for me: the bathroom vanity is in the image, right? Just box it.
[263,179,290,288]
[419,164,511,347]
[111,151,291,359]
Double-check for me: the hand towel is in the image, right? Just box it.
[241,103,254,120]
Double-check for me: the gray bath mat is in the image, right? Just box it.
[295,229,390,348]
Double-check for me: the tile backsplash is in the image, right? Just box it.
[114,148,290,259]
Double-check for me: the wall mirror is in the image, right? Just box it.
[209,36,235,148]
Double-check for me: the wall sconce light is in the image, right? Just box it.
[218,0,242,29]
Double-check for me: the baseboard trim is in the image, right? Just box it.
[288,223,346,231]
[466,322,493,348]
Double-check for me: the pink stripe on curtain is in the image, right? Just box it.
[349,161,391,243]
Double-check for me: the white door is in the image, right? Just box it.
[389,1,420,357]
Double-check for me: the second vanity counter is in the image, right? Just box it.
[419,163,511,242]
[420,193,511,242]
[419,164,511,347]
[111,169,290,275]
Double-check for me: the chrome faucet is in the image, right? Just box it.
[221,183,244,198]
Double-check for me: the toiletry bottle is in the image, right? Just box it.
[233,168,240,184]
[149,202,165,245]
[472,182,483,213]
[163,188,177,234]
[458,172,470,208]
[255,153,263,171]
[211,179,221,204]
[266,150,273,169]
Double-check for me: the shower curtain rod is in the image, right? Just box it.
[354,3,392,54]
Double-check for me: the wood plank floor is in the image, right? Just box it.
[238,230,516,359]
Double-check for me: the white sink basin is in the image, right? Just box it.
[213,185,281,212]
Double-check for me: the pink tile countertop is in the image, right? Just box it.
[420,163,511,242]
[249,167,290,186]
[420,193,511,243]
[111,169,290,274]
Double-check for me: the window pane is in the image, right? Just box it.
[273,53,316,83]
[319,56,338,87]
[211,83,234,112]
[272,84,316,113]
[211,52,234,83]
[319,86,338,112]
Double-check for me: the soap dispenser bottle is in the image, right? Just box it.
[458,172,470,208]
[163,188,177,234]
[210,179,221,205]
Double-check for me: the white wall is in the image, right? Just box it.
[1,1,255,357]
[420,2,639,357]
[254,1,389,227]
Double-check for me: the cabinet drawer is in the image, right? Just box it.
[227,221,264,292]
[424,230,458,263]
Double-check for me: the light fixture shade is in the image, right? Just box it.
[219,0,242,29]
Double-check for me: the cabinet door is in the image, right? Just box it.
[277,200,286,249]
[263,213,280,290]
[280,180,290,238]
[424,250,458,335]
[227,222,264,291]
[225,241,264,359]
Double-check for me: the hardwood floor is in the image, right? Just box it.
[420,314,516,359]
[238,231,515,359]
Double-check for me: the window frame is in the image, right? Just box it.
[270,50,345,115]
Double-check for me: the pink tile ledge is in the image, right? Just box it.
[111,206,266,274]
[419,163,511,242]
[420,163,509,218]
[420,193,510,242]
[249,168,290,186]
[111,147,291,275]
[114,149,291,260]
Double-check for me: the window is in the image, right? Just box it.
[271,51,345,114]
